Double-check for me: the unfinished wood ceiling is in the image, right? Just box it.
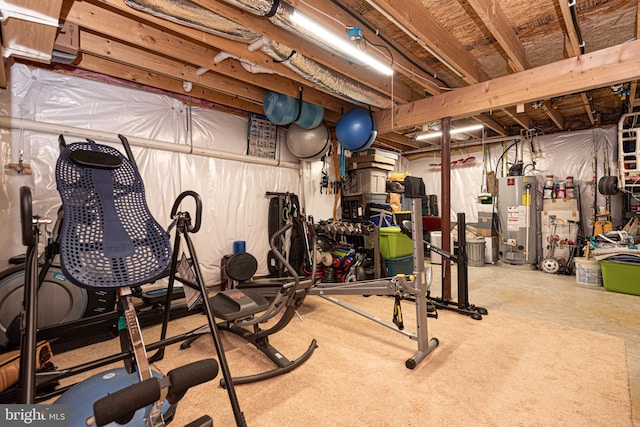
[1,0,639,153]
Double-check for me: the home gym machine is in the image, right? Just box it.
[177,205,318,387]
[309,176,439,369]
[401,212,488,321]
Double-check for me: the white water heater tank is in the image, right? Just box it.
[497,176,539,265]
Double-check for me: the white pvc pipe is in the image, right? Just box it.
[0,115,299,169]
[215,51,276,74]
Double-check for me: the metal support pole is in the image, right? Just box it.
[441,117,452,299]
[405,177,439,369]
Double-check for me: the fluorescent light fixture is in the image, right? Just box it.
[415,123,484,141]
[290,10,394,76]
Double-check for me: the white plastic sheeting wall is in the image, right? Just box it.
[2,64,622,283]
[0,64,340,285]
[405,126,621,234]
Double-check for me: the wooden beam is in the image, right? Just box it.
[541,100,565,130]
[580,92,596,126]
[467,0,529,72]
[375,40,640,134]
[472,114,508,136]
[501,107,534,130]
[66,0,353,113]
[75,53,265,114]
[0,0,64,63]
[94,0,277,69]
[0,46,6,89]
[628,81,638,113]
[556,0,582,57]
[637,1,640,41]
[556,0,592,124]
[79,31,268,103]
[91,0,406,108]
[190,0,416,102]
[372,0,484,84]
[374,131,419,151]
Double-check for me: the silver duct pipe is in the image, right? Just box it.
[124,0,391,108]
[124,0,261,42]
[261,40,389,107]
[214,0,276,15]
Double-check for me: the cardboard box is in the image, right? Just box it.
[476,228,496,237]
[477,212,498,236]
[347,161,395,171]
[348,154,396,165]
[351,149,399,161]
[54,21,79,55]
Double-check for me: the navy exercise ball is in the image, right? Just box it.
[336,108,377,152]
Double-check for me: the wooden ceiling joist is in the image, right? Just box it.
[580,92,596,126]
[375,39,640,134]
[372,0,485,85]
[0,0,64,63]
[541,100,565,130]
[75,53,265,114]
[472,114,508,137]
[466,0,530,73]
[190,0,416,102]
[556,0,583,57]
[501,107,534,130]
[66,0,359,114]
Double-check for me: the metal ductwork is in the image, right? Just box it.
[258,39,390,107]
[124,0,260,42]
[124,0,391,108]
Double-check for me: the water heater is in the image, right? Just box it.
[497,176,538,265]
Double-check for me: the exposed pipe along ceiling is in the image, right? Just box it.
[125,0,393,108]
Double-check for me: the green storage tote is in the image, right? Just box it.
[601,260,640,296]
[379,226,413,259]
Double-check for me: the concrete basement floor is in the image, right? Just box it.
[427,260,640,426]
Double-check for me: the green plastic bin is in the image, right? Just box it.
[601,260,640,295]
[379,226,413,259]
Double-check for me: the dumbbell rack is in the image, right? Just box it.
[313,220,382,279]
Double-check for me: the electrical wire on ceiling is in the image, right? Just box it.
[325,0,452,92]
[568,0,585,54]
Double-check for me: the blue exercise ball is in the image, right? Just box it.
[263,91,325,129]
[286,122,330,161]
[336,108,377,152]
